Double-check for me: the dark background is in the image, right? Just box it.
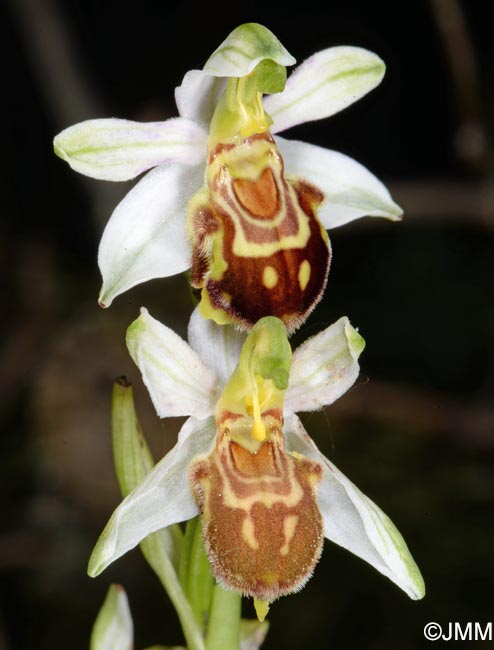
[1,1,493,648]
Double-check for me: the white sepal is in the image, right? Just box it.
[187,307,247,385]
[203,23,295,77]
[265,46,385,133]
[98,163,203,307]
[53,117,207,181]
[126,308,219,419]
[90,584,133,650]
[175,69,227,128]
[285,317,364,414]
[284,416,426,600]
[277,136,403,227]
[88,417,216,577]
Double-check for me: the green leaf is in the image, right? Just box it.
[112,377,155,494]
[109,379,206,650]
[111,377,183,571]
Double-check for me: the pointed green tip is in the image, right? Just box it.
[87,553,102,578]
[87,535,111,578]
[254,598,270,622]
[391,203,404,221]
[407,564,426,601]
[53,141,64,160]
[125,308,149,356]
[412,577,426,601]
[344,322,366,358]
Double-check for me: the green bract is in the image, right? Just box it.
[90,584,133,650]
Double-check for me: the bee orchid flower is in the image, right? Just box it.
[87,308,425,611]
[54,23,402,332]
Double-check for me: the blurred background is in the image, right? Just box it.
[1,1,493,648]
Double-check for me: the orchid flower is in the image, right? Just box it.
[87,308,425,615]
[54,23,402,332]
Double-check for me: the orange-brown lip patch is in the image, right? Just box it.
[187,130,330,332]
[232,168,279,219]
[190,423,323,602]
[204,187,330,332]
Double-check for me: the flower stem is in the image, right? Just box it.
[179,517,214,633]
[206,585,241,650]
[141,535,206,650]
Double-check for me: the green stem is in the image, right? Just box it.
[179,517,215,634]
[141,535,206,650]
[206,586,241,650]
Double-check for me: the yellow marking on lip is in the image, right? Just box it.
[298,259,311,291]
[225,184,311,258]
[216,439,304,512]
[198,288,232,325]
[280,515,299,556]
[262,265,278,289]
[241,516,259,550]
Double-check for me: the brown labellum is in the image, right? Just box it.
[187,133,331,333]
[189,410,324,602]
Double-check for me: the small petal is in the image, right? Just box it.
[88,417,216,577]
[187,307,246,385]
[203,23,295,77]
[265,46,385,133]
[285,317,364,414]
[54,117,207,181]
[175,69,226,128]
[126,308,218,419]
[98,163,203,307]
[284,416,426,600]
[90,584,133,650]
[278,136,403,227]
